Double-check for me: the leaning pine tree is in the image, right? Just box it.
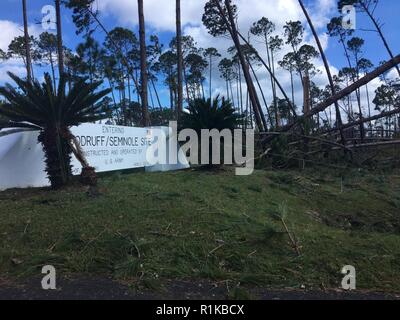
[0,72,111,189]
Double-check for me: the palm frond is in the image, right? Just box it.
[0,72,111,130]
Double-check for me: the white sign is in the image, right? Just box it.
[0,124,189,190]
[70,124,154,174]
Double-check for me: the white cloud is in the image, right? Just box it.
[0,20,42,51]
[0,20,24,52]
[96,0,205,31]
[0,58,26,82]
[0,20,42,84]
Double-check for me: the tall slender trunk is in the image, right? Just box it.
[176,0,184,115]
[169,84,174,110]
[229,80,236,111]
[354,54,365,141]
[238,33,297,119]
[149,83,154,108]
[238,63,244,117]
[290,70,295,106]
[298,0,346,146]
[209,56,213,99]
[55,0,64,78]
[138,0,150,126]
[150,77,162,109]
[107,78,117,110]
[271,50,279,123]
[135,68,140,102]
[49,52,56,89]
[216,0,265,131]
[22,0,32,83]
[183,65,191,104]
[265,35,277,124]
[248,60,269,130]
[366,82,372,131]
[340,38,362,120]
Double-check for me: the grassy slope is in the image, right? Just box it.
[0,168,399,292]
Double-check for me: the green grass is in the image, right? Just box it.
[0,168,399,292]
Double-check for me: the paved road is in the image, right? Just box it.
[0,277,399,300]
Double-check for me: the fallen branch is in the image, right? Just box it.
[280,217,301,256]
[269,55,400,137]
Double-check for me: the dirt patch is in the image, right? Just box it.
[321,211,400,233]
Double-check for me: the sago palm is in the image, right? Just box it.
[180,96,243,167]
[0,72,111,188]
[180,96,243,133]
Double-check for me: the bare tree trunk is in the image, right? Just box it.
[277,55,400,134]
[238,33,297,119]
[298,0,346,146]
[55,0,64,78]
[324,106,400,133]
[183,65,191,104]
[149,83,154,108]
[138,0,150,126]
[49,52,57,89]
[127,74,132,105]
[238,63,243,117]
[248,59,270,130]
[339,35,361,120]
[22,0,32,83]
[150,77,162,109]
[229,80,236,110]
[209,56,213,99]
[265,35,278,125]
[176,0,184,116]
[215,0,265,131]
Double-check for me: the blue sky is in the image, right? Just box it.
[0,0,399,108]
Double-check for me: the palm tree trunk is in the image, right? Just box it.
[22,0,32,83]
[38,127,72,189]
[138,0,150,126]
